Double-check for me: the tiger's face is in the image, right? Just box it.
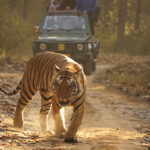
[51,65,82,106]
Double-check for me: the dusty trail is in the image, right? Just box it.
[0,64,150,150]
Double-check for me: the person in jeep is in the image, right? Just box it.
[47,0,61,11]
[74,0,97,35]
[48,0,77,11]
[58,0,77,10]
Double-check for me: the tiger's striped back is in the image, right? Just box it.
[21,52,83,92]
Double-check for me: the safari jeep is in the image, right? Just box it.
[33,11,100,75]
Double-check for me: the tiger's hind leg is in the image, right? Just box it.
[39,89,53,135]
[52,97,66,138]
[14,89,34,128]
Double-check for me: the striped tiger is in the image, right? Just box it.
[0,52,87,142]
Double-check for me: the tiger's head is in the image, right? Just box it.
[51,64,85,106]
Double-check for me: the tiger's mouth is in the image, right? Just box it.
[59,101,69,106]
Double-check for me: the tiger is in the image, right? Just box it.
[0,52,87,142]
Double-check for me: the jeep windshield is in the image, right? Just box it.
[41,14,89,33]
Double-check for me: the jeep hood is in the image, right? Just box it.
[38,34,90,42]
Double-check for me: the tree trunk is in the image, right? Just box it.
[115,0,128,50]
[9,0,17,11]
[135,0,141,31]
[22,0,29,20]
[42,0,50,13]
[100,0,113,22]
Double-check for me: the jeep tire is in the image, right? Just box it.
[83,59,92,75]
[92,60,96,71]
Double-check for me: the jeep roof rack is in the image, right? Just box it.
[47,10,86,16]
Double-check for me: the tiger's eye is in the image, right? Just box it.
[69,82,75,88]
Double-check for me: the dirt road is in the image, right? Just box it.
[0,64,150,150]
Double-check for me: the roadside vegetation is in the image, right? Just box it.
[95,53,150,101]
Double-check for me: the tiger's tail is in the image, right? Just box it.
[0,81,22,96]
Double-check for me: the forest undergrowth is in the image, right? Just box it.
[95,53,150,101]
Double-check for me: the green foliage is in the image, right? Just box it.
[0,0,48,57]
[95,26,117,53]
[96,0,150,55]
[123,28,150,55]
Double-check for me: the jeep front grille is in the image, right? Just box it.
[46,43,76,51]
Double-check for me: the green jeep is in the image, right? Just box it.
[33,11,100,75]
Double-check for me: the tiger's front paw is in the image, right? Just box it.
[55,129,66,139]
[55,132,65,139]
[14,108,23,128]
[64,135,77,143]
[41,129,54,136]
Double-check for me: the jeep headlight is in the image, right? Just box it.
[77,43,84,51]
[39,43,46,50]
[88,43,92,50]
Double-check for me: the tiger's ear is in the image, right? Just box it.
[54,65,60,72]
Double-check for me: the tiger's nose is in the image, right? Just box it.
[59,98,69,106]
[59,101,69,106]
